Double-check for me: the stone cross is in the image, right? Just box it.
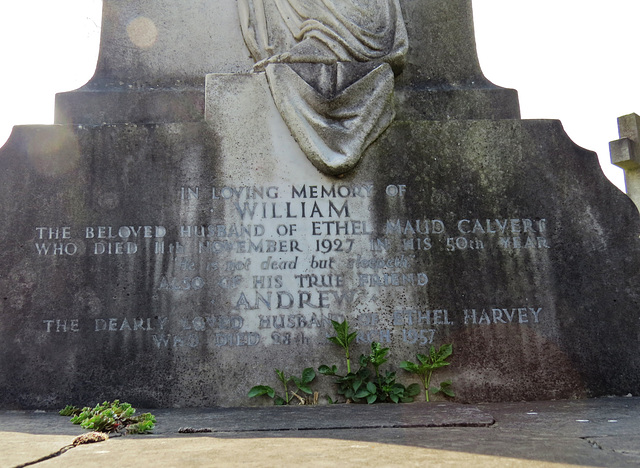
[610,113,640,211]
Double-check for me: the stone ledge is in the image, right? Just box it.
[54,87,205,125]
[143,404,495,433]
[394,86,520,121]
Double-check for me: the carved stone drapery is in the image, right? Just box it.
[238,0,408,175]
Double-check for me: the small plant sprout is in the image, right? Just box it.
[320,337,420,404]
[369,341,389,384]
[248,368,316,405]
[327,319,358,373]
[400,343,455,402]
[59,400,156,434]
[275,369,292,405]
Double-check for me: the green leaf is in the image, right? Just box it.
[389,394,399,403]
[416,354,428,365]
[275,369,288,384]
[329,319,358,350]
[248,385,275,398]
[331,319,344,335]
[366,381,377,394]
[441,387,455,397]
[274,396,286,406]
[352,379,363,392]
[297,384,312,395]
[438,343,453,360]
[354,389,370,399]
[400,361,418,373]
[328,336,345,348]
[70,409,91,425]
[366,394,377,404]
[430,362,450,370]
[318,365,337,376]
[390,384,404,394]
[127,420,154,434]
[346,331,358,346]
[138,413,156,424]
[336,375,352,384]
[301,368,316,384]
[59,405,81,417]
[406,383,421,397]
[370,346,389,367]
[439,380,455,397]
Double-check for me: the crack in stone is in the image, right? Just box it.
[582,437,605,451]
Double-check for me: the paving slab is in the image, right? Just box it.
[152,403,495,432]
[2,398,639,468]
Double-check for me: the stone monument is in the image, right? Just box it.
[1,0,639,408]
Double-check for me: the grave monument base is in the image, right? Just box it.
[0,112,638,408]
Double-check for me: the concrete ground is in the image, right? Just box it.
[2,397,639,467]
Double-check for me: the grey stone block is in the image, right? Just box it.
[55,86,206,125]
[56,0,518,124]
[610,138,639,170]
[0,118,638,408]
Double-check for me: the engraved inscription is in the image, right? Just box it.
[35,182,550,349]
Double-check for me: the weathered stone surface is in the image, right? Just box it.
[55,0,253,125]
[0,114,639,408]
[161,403,495,431]
[394,0,520,120]
[1,0,638,410]
[55,0,519,125]
[5,398,640,468]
